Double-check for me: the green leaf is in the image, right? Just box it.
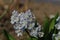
[3,29,16,40]
[49,18,55,33]
[49,13,59,33]
[27,37,38,40]
[32,38,38,40]
[8,34,16,40]
[28,37,31,40]
[43,15,50,34]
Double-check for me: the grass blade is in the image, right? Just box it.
[3,29,15,40]
[49,13,59,33]
[43,15,50,34]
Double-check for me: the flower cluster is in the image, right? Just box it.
[11,9,44,38]
[11,9,60,40]
[55,16,60,30]
[52,16,60,40]
[52,32,60,40]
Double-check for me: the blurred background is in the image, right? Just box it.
[0,0,60,40]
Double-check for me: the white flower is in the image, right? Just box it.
[15,29,23,36]
[30,30,38,38]
[55,23,60,30]
[36,23,41,31]
[28,23,35,30]
[15,29,21,33]
[49,15,55,19]
[17,32,22,37]
[12,10,18,15]
[11,10,19,24]
[25,9,31,16]
[14,23,25,30]
[11,16,19,24]
[11,9,42,37]
[38,32,44,37]
[58,32,60,35]
[29,24,42,38]
[55,35,60,40]
[55,16,60,30]
[52,32,60,40]
[56,16,60,22]
[52,16,60,40]
[36,25,41,32]
[52,34,56,37]
[52,33,56,40]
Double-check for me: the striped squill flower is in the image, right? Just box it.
[11,9,43,38]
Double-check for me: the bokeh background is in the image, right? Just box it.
[0,0,60,40]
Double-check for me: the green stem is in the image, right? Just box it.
[0,9,8,20]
